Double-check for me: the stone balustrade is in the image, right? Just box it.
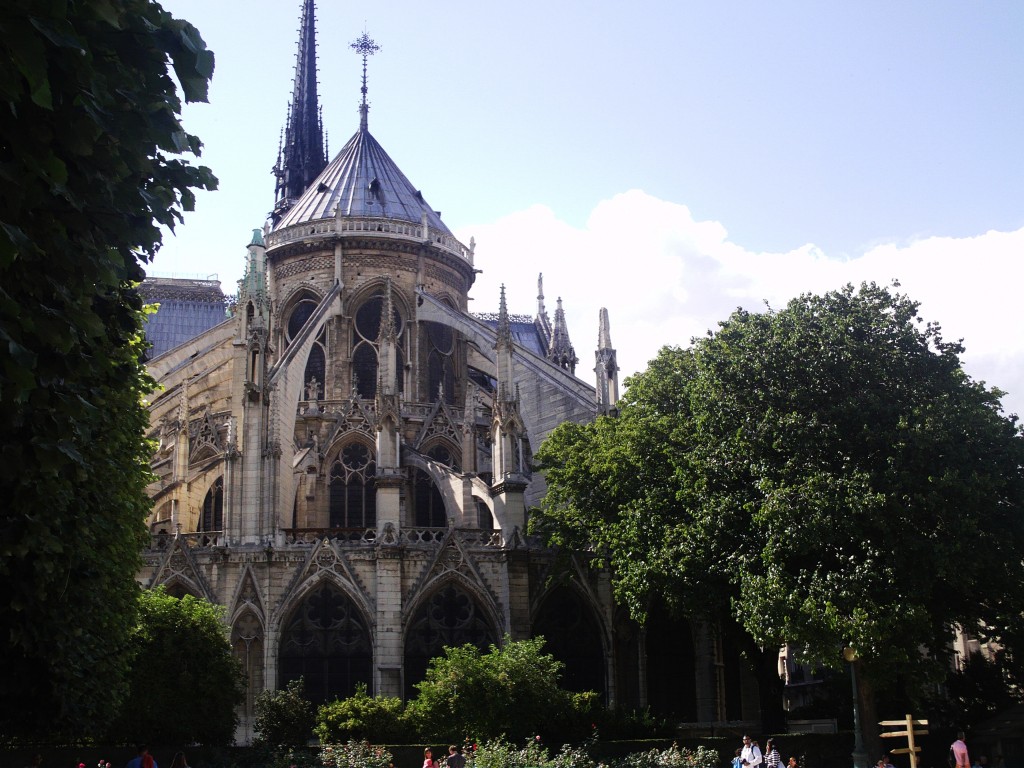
[265,216,472,264]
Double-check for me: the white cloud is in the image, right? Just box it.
[459,190,1024,418]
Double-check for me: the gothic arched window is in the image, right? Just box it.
[329,442,376,529]
[279,583,372,704]
[351,291,404,399]
[201,477,223,531]
[285,291,328,400]
[424,321,455,404]
[403,583,497,699]
[411,467,446,528]
[286,292,318,342]
[533,587,606,697]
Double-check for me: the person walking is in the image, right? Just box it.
[765,740,781,768]
[741,736,763,768]
[445,746,465,768]
[952,732,970,768]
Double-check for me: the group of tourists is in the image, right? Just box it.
[422,744,467,768]
[735,735,798,768]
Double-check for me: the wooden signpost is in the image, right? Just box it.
[880,714,928,768]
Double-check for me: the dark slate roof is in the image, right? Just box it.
[139,278,229,359]
[275,126,451,235]
[474,313,548,358]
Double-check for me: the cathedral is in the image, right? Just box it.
[139,0,757,742]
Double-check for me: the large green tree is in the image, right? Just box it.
[106,589,244,745]
[533,282,1024,737]
[0,0,215,737]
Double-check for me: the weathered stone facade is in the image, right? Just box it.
[139,0,760,743]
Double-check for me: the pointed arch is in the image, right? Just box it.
[161,577,202,600]
[349,281,408,399]
[278,577,374,704]
[327,437,377,529]
[231,609,265,741]
[644,600,698,720]
[402,578,500,699]
[533,583,607,698]
[200,476,224,532]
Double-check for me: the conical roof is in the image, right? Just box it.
[274,125,451,235]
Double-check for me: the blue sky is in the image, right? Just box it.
[155,1,1024,415]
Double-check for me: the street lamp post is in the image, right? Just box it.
[844,647,870,768]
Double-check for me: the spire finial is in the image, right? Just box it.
[272,0,327,222]
[350,31,380,132]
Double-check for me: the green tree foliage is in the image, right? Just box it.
[254,677,317,749]
[106,589,243,745]
[0,0,215,738]
[405,635,579,742]
[315,683,410,745]
[534,282,1024,731]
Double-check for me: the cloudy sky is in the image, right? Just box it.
[154,1,1024,416]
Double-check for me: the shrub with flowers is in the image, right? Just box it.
[607,743,721,768]
[457,735,718,768]
[320,739,394,768]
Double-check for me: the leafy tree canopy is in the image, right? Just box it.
[106,588,244,745]
[0,0,215,737]
[534,282,1024,696]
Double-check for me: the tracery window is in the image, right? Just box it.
[279,583,372,704]
[351,291,404,399]
[201,477,223,531]
[329,442,376,528]
[426,443,459,472]
[403,583,496,698]
[286,291,327,399]
[424,321,455,404]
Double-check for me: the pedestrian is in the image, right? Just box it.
[765,740,780,768]
[169,754,189,768]
[125,745,157,768]
[732,749,744,768]
[446,746,465,768]
[951,731,970,768]
[788,758,799,768]
[741,736,763,768]
[422,748,438,768]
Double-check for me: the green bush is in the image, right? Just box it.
[253,678,316,749]
[315,683,410,744]
[406,635,578,742]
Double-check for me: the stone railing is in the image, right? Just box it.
[281,527,505,548]
[150,527,506,551]
[150,530,224,551]
[265,216,472,264]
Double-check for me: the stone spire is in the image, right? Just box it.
[495,284,514,401]
[595,307,620,413]
[549,297,578,374]
[272,0,327,223]
[535,272,552,344]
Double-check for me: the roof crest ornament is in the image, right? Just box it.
[350,31,380,132]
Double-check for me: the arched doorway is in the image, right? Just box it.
[278,581,373,704]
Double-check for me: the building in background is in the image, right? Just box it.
[139,0,756,741]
